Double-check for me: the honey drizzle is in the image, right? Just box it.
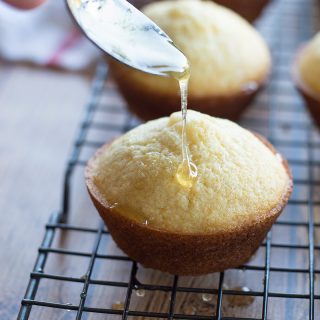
[174,69,198,188]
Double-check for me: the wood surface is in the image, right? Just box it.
[0,62,92,319]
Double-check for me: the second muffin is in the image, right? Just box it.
[109,0,271,121]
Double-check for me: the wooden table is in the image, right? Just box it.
[0,61,92,319]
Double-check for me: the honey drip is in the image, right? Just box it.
[69,0,196,190]
[173,68,198,188]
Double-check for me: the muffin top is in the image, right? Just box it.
[113,0,271,97]
[88,111,290,234]
[297,32,320,96]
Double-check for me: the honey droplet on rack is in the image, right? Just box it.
[136,288,146,297]
[201,293,213,302]
[226,286,255,307]
[65,302,72,312]
[176,159,198,188]
[112,301,124,310]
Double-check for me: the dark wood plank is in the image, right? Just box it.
[0,63,91,319]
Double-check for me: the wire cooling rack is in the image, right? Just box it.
[17,0,320,319]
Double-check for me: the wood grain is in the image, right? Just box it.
[0,62,92,319]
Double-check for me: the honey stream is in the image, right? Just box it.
[169,68,198,188]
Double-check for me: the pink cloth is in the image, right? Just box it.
[0,0,100,70]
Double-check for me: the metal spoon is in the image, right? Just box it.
[66,0,188,76]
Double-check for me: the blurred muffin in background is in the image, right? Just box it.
[213,0,271,22]
[131,0,271,22]
[293,32,320,128]
[109,0,271,121]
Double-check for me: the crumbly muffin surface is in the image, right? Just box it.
[90,110,289,234]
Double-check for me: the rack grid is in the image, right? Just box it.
[17,0,320,319]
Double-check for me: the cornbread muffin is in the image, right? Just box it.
[214,0,271,22]
[109,0,271,121]
[293,32,320,128]
[86,110,292,275]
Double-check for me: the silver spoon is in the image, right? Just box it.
[66,0,188,76]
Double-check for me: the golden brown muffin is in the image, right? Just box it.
[86,110,292,275]
[293,32,320,128]
[109,0,271,121]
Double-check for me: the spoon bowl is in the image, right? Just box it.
[66,0,188,76]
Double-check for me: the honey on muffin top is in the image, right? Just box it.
[89,110,289,234]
